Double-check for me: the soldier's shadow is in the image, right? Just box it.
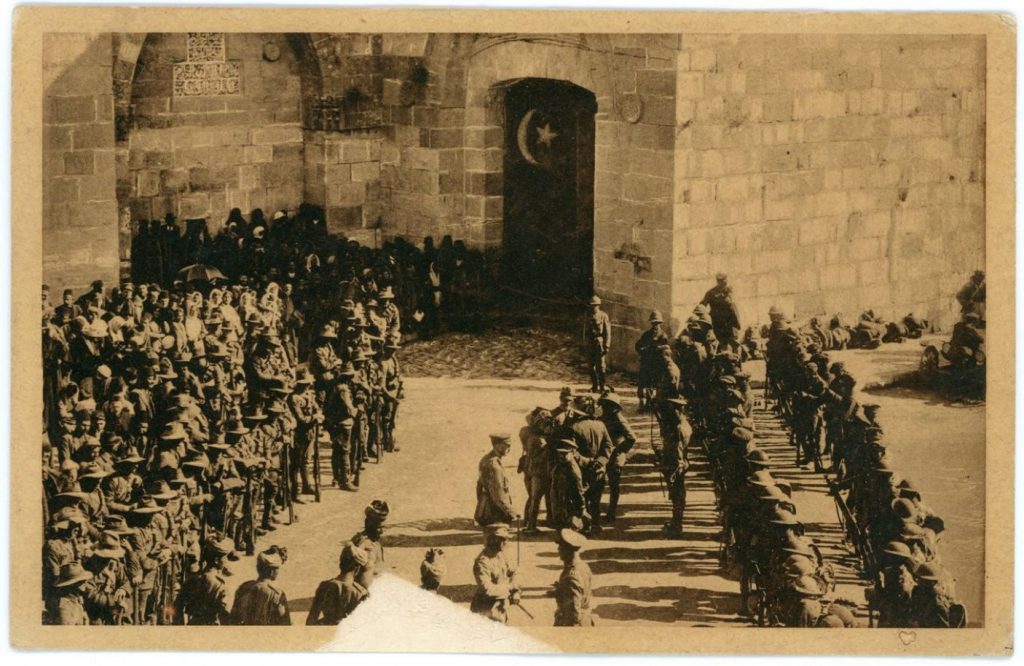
[583,546,722,577]
[591,585,745,624]
[383,517,486,548]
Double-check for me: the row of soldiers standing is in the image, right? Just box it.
[764,308,966,628]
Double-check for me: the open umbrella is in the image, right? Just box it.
[177,264,227,283]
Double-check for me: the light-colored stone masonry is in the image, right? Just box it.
[671,34,985,337]
[42,33,120,296]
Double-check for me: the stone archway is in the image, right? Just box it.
[113,32,325,276]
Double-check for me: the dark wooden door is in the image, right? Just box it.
[502,79,596,303]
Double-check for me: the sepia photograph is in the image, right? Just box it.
[9,6,1015,656]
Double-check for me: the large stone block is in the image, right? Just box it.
[250,126,303,146]
[63,151,94,176]
[333,182,367,207]
[351,161,381,182]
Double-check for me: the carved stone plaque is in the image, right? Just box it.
[173,32,240,97]
[173,62,241,96]
[186,32,225,62]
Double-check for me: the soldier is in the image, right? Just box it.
[635,311,668,411]
[83,532,133,625]
[582,295,611,394]
[306,542,370,625]
[231,546,291,625]
[955,269,985,316]
[376,287,402,345]
[309,325,342,395]
[258,399,289,530]
[378,342,403,453]
[597,393,637,522]
[350,499,389,590]
[470,523,521,623]
[475,433,518,527]
[552,528,594,626]
[288,369,322,500]
[566,397,613,536]
[323,363,357,491]
[701,273,741,352]
[177,536,234,625]
[549,437,586,531]
[126,496,170,624]
[656,397,692,538]
[909,562,961,628]
[550,386,574,428]
[519,408,552,534]
[43,508,88,602]
[46,561,95,625]
[873,540,917,628]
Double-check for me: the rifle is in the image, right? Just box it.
[650,411,666,499]
[281,443,294,525]
[243,472,255,555]
[132,584,141,625]
[313,422,322,502]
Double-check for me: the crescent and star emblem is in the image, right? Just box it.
[516,108,559,166]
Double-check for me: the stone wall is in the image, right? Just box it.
[303,130,383,241]
[125,33,305,230]
[671,34,986,333]
[42,33,120,295]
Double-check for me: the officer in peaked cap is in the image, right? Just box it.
[553,528,594,626]
[470,522,520,623]
[475,433,518,528]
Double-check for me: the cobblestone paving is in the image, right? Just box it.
[401,327,637,401]
[401,327,589,381]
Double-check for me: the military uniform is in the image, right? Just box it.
[634,314,668,410]
[549,438,586,530]
[178,566,230,625]
[306,576,367,625]
[231,578,290,625]
[470,524,519,623]
[657,399,692,537]
[598,395,637,521]
[323,368,357,490]
[231,549,291,625]
[569,413,614,534]
[474,444,516,526]
[553,529,594,626]
[289,381,320,497]
[582,297,611,393]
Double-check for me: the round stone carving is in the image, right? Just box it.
[621,94,644,123]
[262,42,281,62]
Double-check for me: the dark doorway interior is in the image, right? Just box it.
[501,78,597,306]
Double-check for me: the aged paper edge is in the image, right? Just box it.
[9,7,1016,655]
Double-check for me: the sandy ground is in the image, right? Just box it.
[216,329,984,628]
